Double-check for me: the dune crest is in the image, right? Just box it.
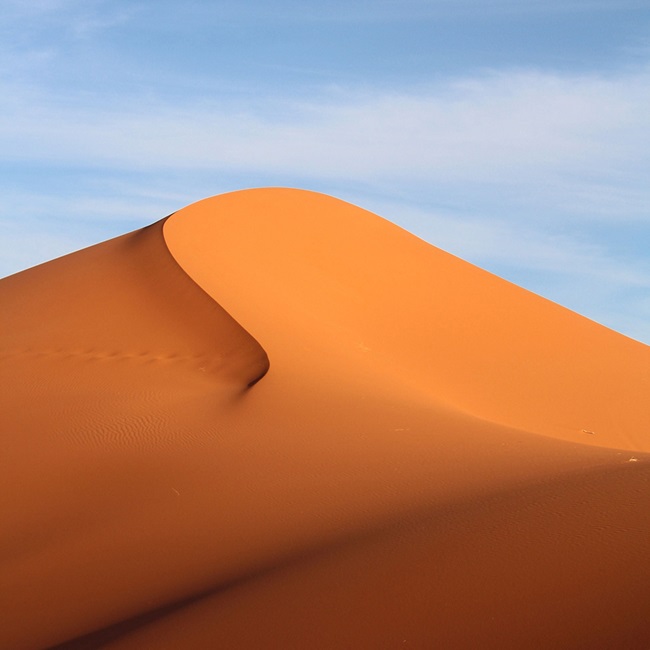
[164,188,649,453]
[2,188,649,648]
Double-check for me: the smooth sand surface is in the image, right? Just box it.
[1,188,649,648]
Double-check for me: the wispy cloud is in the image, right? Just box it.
[1,67,648,210]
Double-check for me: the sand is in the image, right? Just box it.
[1,188,649,648]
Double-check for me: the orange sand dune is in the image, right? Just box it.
[1,188,649,649]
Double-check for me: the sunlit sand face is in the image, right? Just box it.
[1,188,649,648]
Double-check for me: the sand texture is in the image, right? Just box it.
[1,188,649,648]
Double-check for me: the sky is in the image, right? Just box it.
[1,0,649,343]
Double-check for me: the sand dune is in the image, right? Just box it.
[1,188,649,648]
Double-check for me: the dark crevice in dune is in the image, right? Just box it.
[246,369,267,387]
[47,605,169,647]
[46,595,206,650]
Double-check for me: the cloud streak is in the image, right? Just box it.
[2,68,649,192]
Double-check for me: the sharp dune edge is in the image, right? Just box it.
[1,188,649,649]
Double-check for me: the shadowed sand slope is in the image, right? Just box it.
[1,188,649,649]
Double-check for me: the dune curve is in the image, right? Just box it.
[1,188,649,648]
[164,188,650,453]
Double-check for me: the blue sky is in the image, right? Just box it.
[1,0,649,343]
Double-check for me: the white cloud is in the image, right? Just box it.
[1,68,649,191]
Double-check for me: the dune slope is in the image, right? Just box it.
[0,220,268,648]
[1,188,649,649]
